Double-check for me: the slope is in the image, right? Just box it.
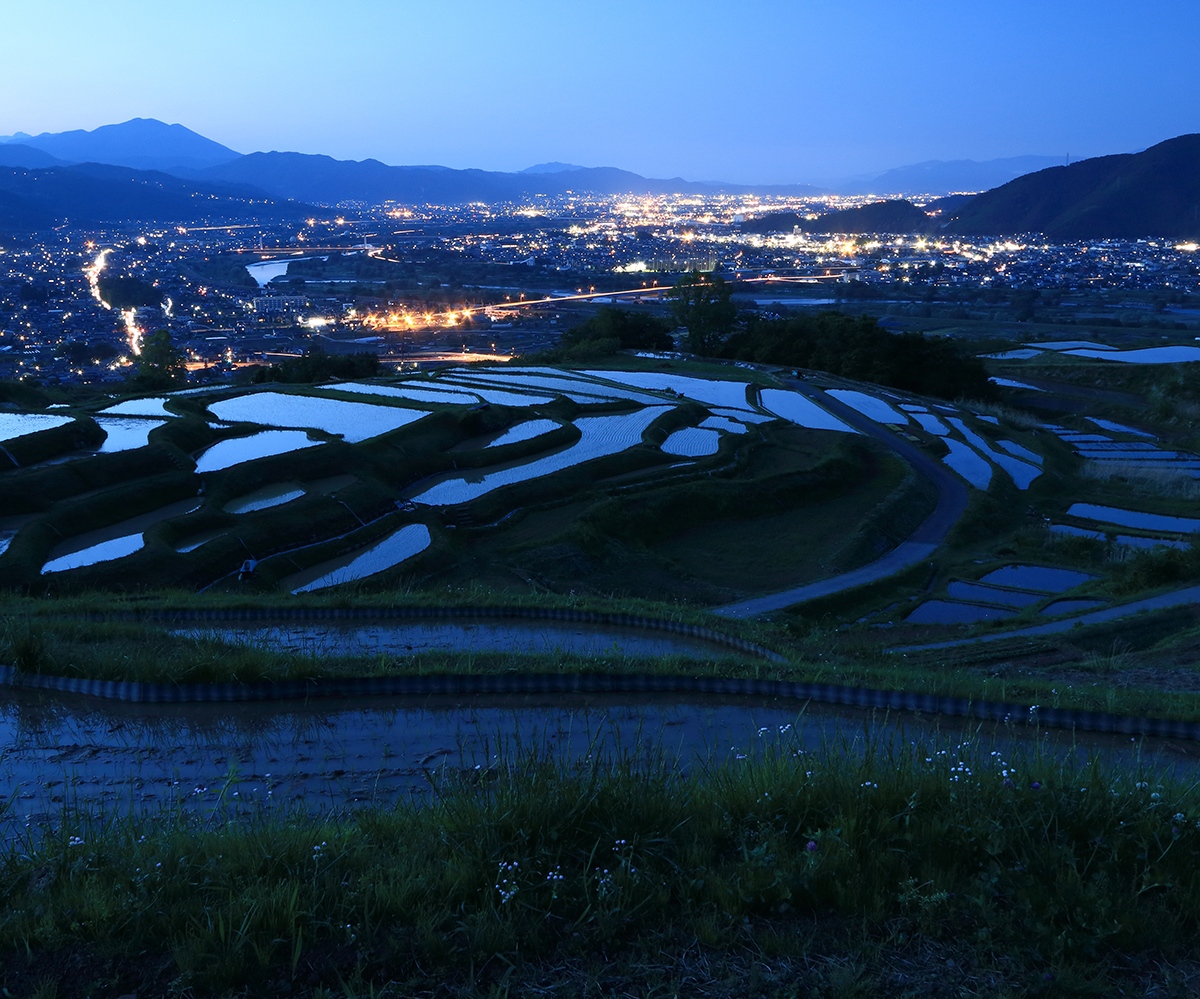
[945,134,1200,238]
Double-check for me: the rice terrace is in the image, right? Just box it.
[5,314,1200,994]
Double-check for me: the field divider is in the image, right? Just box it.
[39,605,789,661]
[2,622,1199,739]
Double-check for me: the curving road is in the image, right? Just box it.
[714,382,969,618]
[890,582,1200,654]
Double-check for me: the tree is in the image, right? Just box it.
[252,346,382,384]
[96,276,162,310]
[132,329,187,389]
[670,271,737,355]
[560,307,674,355]
[719,311,996,401]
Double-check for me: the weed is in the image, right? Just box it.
[0,620,53,673]
[3,736,1200,996]
[1080,461,1200,500]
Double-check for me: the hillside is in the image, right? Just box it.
[743,199,935,235]
[0,163,324,230]
[0,144,66,169]
[944,133,1200,238]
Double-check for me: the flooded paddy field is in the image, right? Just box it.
[176,615,747,659]
[4,685,1195,846]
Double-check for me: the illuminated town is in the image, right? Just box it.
[2,191,1198,387]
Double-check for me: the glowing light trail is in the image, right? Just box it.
[84,250,112,308]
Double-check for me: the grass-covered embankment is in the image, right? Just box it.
[3,739,1198,997]
[5,585,1200,723]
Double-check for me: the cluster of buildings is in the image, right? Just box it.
[1,194,1197,387]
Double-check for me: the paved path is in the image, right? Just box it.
[1001,374,1145,408]
[714,383,969,618]
[890,583,1200,653]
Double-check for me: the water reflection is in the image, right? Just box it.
[181,619,742,658]
[2,686,1195,845]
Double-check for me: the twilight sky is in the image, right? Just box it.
[2,0,1198,184]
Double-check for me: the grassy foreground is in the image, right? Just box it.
[2,736,1199,998]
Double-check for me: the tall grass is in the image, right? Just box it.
[2,733,1199,996]
[1080,460,1200,500]
[963,398,1043,430]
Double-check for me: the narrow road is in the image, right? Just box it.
[890,583,1200,653]
[998,374,1145,408]
[714,383,969,618]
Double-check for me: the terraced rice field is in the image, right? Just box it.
[98,397,178,418]
[321,381,482,405]
[758,389,858,434]
[209,391,428,443]
[662,426,721,457]
[583,370,758,411]
[289,523,433,592]
[0,413,73,441]
[95,417,166,452]
[484,419,561,448]
[409,407,671,505]
[194,429,326,473]
[827,389,910,425]
[940,437,993,490]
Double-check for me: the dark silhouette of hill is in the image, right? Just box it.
[0,144,66,169]
[1,118,241,173]
[945,134,1200,238]
[0,189,53,229]
[0,163,323,231]
[743,200,936,235]
[740,212,805,234]
[921,193,976,217]
[192,152,825,205]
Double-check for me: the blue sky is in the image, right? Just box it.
[3,0,1198,183]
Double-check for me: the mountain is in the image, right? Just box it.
[0,119,828,204]
[2,118,241,172]
[0,144,66,169]
[190,152,825,205]
[0,188,53,230]
[743,199,937,235]
[520,162,587,174]
[944,134,1200,238]
[838,155,1064,196]
[0,163,325,231]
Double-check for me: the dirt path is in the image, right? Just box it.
[714,383,969,618]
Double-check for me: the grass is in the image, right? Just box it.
[3,733,1200,997]
[1079,460,1200,501]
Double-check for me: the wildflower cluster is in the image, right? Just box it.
[495,860,520,904]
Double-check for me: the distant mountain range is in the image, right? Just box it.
[520,162,587,174]
[1,119,1198,238]
[836,156,1065,196]
[183,154,825,203]
[0,119,824,206]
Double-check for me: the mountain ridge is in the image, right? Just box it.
[189,152,827,204]
[1,118,241,172]
[943,134,1200,238]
